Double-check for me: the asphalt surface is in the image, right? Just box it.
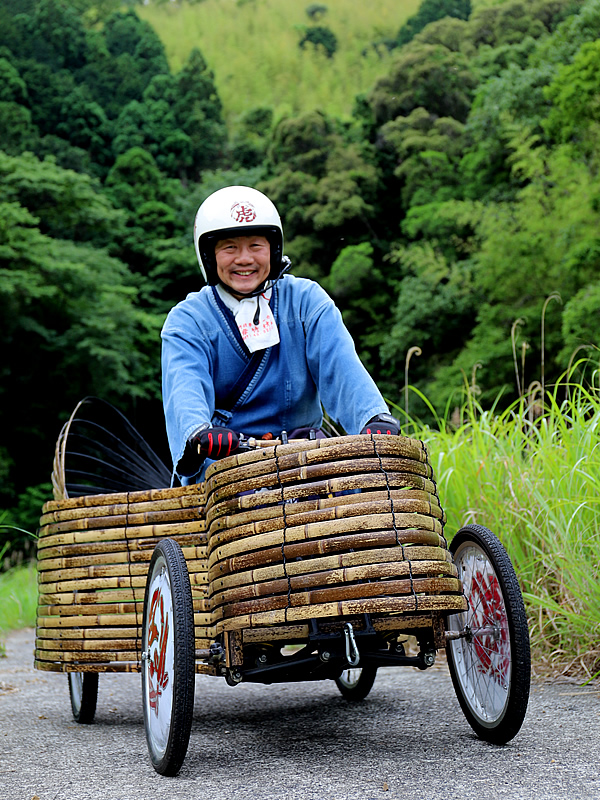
[1,628,599,800]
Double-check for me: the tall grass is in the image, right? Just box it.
[401,381,600,680]
[138,0,422,127]
[0,562,38,655]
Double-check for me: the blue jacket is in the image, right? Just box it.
[161,274,388,483]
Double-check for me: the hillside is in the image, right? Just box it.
[138,0,423,127]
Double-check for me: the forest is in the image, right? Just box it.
[1,0,600,554]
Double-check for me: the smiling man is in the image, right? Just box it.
[161,185,399,485]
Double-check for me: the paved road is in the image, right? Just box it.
[1,628,599,800]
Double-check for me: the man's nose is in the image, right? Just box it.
[235,246,254,263]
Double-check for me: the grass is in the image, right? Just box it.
[138,0,423,128]
[0,562,38,657]
[395,379,600,681]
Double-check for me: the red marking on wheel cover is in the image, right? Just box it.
[470,571,510,682]
[147,586,170,714]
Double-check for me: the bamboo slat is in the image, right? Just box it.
[204,433,427,478]
[206,457,432,507]
[214,595,467,634]
[37,519,206,551]
[36,533,206,561]
[208,488,440,532]
[39,492,205,526]
[205,473,438,525]
[208,529,446,582]
[43,484,204,513]
[207,496,443,554]
[204,438,428,495]
[210,547,453,593]
[220,576,462,619]
[39,506,203,536]
[210,561,459,610]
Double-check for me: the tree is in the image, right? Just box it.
[0,151,122,245]
[0,200,162,492]
[367,43,478,125]
[299,26,338,58]
[397,0,472,48]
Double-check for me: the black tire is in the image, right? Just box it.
[68,672,99,724]
[446,524,530,745]
[334,666,378,700]
[141,538,195,776]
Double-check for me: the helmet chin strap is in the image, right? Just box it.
[218,256,292,299]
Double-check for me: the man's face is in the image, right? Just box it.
[215,235,271,297]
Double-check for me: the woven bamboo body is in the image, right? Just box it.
[35,485,210,674]
[35,434,467,675]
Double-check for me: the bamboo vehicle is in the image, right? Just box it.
[35,399,531,777]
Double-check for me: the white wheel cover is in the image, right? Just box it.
[144,561,175,758]
[449,544,511,725]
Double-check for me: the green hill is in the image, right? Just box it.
[138,0,424,128]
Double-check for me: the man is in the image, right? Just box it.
[161,185,399,484]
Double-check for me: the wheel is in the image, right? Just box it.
[334,666,378,700]
[446,524,530,744]
[68,671,99,723]
[141,538,195,776]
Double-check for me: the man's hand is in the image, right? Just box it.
[360,413,401,436]
[190,426,240,459]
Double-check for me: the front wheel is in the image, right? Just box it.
[68,672,99,724]
[334,666,378,700]
[141,538,195,776]
[446,524,530,744]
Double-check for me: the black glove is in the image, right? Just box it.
[360,413,401,436]
[190,426,240,459]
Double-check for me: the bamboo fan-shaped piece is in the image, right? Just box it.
[37,398,209,675]
[52,396,171,501]
[204,434,467,634]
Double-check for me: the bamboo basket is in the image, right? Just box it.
[35,433,466,675]
[35,484,211,674]
[203,434,466,641]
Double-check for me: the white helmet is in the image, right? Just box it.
[193,185,285,286]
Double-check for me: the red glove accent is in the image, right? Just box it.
[360,414,401,436]
[194,427,239,459]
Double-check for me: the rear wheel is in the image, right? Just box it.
[334,666,378,700]
[141,538,195,776]
[68,672,99,724]
[446,524,530,744]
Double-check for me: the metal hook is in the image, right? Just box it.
[343,622,360,667]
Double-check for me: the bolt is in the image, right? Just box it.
[423,651,435,667]
[258,654,268,664]
[320,651,331,662]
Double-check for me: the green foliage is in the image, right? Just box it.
[299,25,338,58]
[423,385,600,678]
[396,0,472,48]
[0,562,38,637]
[138,0,424,125]
[544,38,600,143]
[306,3,328,19]
[367,43,478,124]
